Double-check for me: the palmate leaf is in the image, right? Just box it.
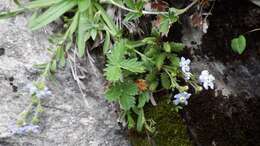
[28,0,77,30]
[120,58,145,73]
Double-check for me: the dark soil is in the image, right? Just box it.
[184,0,260,146]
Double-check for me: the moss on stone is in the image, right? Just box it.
[129,96,192,146]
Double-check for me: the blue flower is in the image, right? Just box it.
[25,83,52,99]
[179,57,192,81]
[199,70,215,90]
[173,92,191,105]
[10,124,40,135]
[35,87,52,99]
[180,57,191,73]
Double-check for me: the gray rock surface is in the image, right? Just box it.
[0,1,128,146]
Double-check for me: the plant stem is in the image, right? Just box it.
[109,0,198,16]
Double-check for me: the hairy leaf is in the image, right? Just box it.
[120,58,145,73]
[107,40,126,64]
[105,83,121,101]
[122,81,138,96]
[160,73,171,89]
[104,66,122,82]
[138,92,149,108]
[155,53,166,70]
[119,95,135,110]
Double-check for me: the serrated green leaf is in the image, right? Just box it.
[119,95,135,110]
[122,81,138,96]
[160,73,171,89]
[155,53,166,70]
[120,58,145,73]
[78,0,91,12]
[231,35,246,54]
[28,0,77,30]
[138,92,149,108]
[105,84,121,101]
[169,55,180,67]
[104,66,122,82]
[107,40,126,64]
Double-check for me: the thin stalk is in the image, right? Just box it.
[109,0,198,16]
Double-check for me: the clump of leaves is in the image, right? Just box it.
[1,0,200,132]
[104,35,200,131]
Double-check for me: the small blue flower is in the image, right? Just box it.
[180,57,192,81]
[183,71,191,81]
[173,92,191,105]
[199,70,215,90]
[10,124,40,135]
[25,83,52,99]
[35,87,52,99]
[180,57,191,73]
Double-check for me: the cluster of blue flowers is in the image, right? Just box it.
[26,83,52,99]
[174,57,215,106]
[179,57,192,81]
[10,124,40,135]
[9,82,52,135]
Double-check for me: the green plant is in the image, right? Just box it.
[104,37,201,131]
[1,0,201,133]
[231,35,246,55]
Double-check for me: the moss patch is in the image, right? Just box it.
[129,96,192,146]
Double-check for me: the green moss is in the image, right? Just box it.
[129,96,192,146]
